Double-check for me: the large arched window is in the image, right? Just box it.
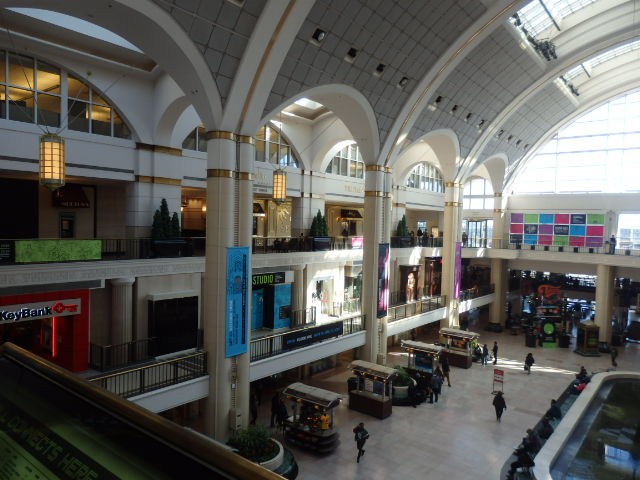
[513,91,640,193]
[0,50,131,138]
[325,143,364,178]
[406,162,444,192]
[463,177,494,209]
[255,124,298,168]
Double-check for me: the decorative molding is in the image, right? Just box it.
[494,192,503,197]
[237,172,253,181]
[207,169,235,179]
[365,191,391,198]
[135,175,181,186]
[365,165,392,173]
[236,135,255,145]
[494,208,504,213]
[136,143,182,156]
[205,131,236,141]
[445,201,462,207]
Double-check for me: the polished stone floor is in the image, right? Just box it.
[255,319,639,480]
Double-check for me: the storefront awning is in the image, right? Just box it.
[439,327,480,340]
[339,209,363,220]
[253,203,265,216]
[282,382,342,408]
[52,184,90,208]
[401,340,446,355]
[350,360,398,381]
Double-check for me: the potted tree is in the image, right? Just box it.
[151,199,192,257]
[392,214,412,248]
[309,210,331,251]
[227,425,298,478]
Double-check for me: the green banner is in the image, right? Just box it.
[15,240,101,263]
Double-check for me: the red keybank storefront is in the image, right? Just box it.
[0,290,89,372]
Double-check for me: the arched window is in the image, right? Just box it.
[182,126,207,152]
[406,162,444,192]
[513,91,640,193]
[325,143,364,178]
[463,177,494,209]
[255,124,298,168]
[0,50,131,138]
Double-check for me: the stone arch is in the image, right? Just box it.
[469,154,508,194]
[393,129,460,183]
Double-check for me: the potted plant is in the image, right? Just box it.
[151,199,192,257]
[309,210,331,251]
[391,365,415,404]
[392,214,412,248]
[227,425,291,474]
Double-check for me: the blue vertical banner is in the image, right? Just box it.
[377,243,390,318]
[226,246,249,357]
[454,242,462,300]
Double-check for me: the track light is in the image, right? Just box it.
[477,119,485,129]
[398,76,409,88]
[464,113,473,122]
[450,105,458,114]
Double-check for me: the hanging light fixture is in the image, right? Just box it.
[272,118,287,204]
[39,133,65,190]
[273,168,287,204]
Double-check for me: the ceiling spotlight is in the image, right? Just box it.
[477,119,485,129]
[464,113,473,122]
[507,135,514,143]
[374,63,385,76]
[515,140,522,147]
[450,105,458,114]
[496,129,504,138]
[398,76,409,88]
[345,47,358,63]
[434,95,442,104]
[311,28,326,44]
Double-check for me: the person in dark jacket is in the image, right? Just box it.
[441,356,451,386]
[492,391,506,421]
[353,422,369,463]
[538,417,554,439]
[546,399,562,420]
[492,341,498,365]
[506,447,535,479]
[430,370,443,403]
[524,352,535,374]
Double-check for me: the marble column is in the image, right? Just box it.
[488,259,507,331]
[441,182,462,328]
[594,263,615,342]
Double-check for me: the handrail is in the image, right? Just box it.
[387,295,446,322]
[89,337,156,371]
[88,351,207,398]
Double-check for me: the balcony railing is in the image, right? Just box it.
[387,295,446,323]
[89,338,156,371]
[459,284,495,301]
[249,315,365,362]
[88,351,207,398]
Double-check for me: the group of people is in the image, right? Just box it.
[504,398,562,479]
[407,364,449,407]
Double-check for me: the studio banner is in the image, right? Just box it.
[226,246,249,357]
[377,243,390,318]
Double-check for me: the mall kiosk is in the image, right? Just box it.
[400,340,445,376]
[439,327,480,369]
[348,360,397,419]
[281,382,341,454]
[575,322,601,356]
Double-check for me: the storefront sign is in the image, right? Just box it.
[493,369,504,383]
[226,247,249,358]
[282,321,344,351]
[0,298,81,324]
[252,272,285,288]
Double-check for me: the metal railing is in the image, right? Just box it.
[89,338,156,371]
[459,283,495,301]
[249,315,365,362]
[88,351,207,398]
[387,295,446,322]
[291,307,317,328]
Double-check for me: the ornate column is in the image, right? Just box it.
[595,264,615,342]
[292,264,306,318]
[110,277,135,346]
[202,131,253,441]
[441,182,462,328]
[361,166,392,364]
[488,259,507,331]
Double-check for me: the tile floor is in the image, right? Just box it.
[255,320,639,480]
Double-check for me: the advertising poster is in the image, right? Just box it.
[226,246,249,357]
[377,243,390,318]
[454,242,462,299]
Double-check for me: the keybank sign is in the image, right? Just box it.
[0,299,81,324]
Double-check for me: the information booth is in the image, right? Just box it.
[281,382,341,454]
[439,327,480,369]
[575,322,601,356]
[400,340,445,377]
[348,360,397,419]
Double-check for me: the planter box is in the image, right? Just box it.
[391,236,413,248]
[152,239,193,258]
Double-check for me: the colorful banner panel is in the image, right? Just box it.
[377,243,390,318]
[454,242,462,300]
[226,246,249,357]
[510,213,604,247]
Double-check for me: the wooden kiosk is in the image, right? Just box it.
[281,382,341,454]
[575,322,601,356]
[348,360,397,419]
[439,327,480,368]
[400,340,446,375]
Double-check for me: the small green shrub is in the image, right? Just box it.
[227,425,279,463]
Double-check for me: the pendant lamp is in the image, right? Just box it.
[39,133,65,190]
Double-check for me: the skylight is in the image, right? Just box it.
[564,39,640,81]
[513,0,598,38]
[294,98,323,110]
[8,8,142,53]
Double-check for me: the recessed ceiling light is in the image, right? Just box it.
[464,113,473,122]
[374,63,385,76]
[345,47,358,63]
[398,77,409,88]
[311,28,326,45]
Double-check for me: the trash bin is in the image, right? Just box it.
[525,333,537,348]
[558,334,571,348]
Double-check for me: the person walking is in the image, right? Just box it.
[482,344,489,366]
[610,346,618,367]
[353,422,369,463]
[430,369,443,403]
[609,234,616,254]
[524,352,535,374]
[441,356,451,387]
[492,341,498,365]
[492,391,507,422]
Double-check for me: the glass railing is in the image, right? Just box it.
[88,351,207,398]
[387,295,446,322]
[249,315,365,362]
[89,338,157,371]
